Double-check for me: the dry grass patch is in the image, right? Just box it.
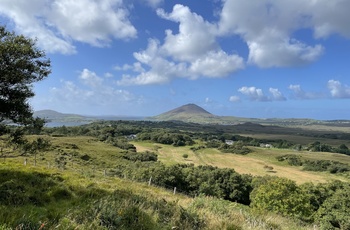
[132,141,350,184]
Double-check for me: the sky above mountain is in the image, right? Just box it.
[1,0,350,119]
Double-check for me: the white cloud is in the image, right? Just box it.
[247,38,324,68]
[114,63,145,73]
[238,86,285,102]
[269,88,286,101]
[157,5,217,62]
[0,0,136,54]
[327,80,350,98]
[42,68,143,114]
[218,0,350,67]
[189,50,244,78]
[311,0,350,39]
[116,4,244,85]
[116,39,189,85]
[238,86,268,101]
[288,84,323,99]
[229,96,241,103]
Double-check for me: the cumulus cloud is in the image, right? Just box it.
[288,84,323,99]
[79,69,104,88]
[0,0,136,54]
[157,5,218,62]
[116,4,244,85]
[327,80,350,98]
[238,86,268,101]
[217,0,350,67]
[189,50,244,78]
[238,86,285,102]
[46,69,141,114]
[311,0,350,38]
[269,88,286,101]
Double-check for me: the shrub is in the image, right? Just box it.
[316,184,350,229]
[276,154,303,166]
[121,151,158,162]
[250,177,313,221]
[303,160,350,173]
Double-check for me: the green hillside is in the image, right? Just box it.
[1,120,350,229]
[0,136,318,230]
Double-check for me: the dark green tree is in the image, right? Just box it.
[316,184,350,229]
[0,26,51,125]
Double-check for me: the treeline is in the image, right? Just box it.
[33,121,349,156]
[277,154,350,174]
[4,120,350,157]
[112,161,252,205]
[308,141,350,155]
[137,131,195,146]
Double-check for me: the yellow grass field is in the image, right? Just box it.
[132,141,350,184]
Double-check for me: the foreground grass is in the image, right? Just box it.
[0,136,319,229]
[0,162,316,230]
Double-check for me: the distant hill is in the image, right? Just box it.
[33,110,145,126]
[34,110,89,122]
[151,103,222,123]
[34,110,85,119]
[150,104,334,126]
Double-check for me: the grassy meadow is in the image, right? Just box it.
[132,141,350,184]
[0,135,321,230]
[1,119,350,229]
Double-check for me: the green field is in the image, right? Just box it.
[132,141,350,184]
[1,119,350,229]
[0,135,321,230]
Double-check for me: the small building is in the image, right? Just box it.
[127,134,137,140]
[225,140,234,145]
[260,143,272,148]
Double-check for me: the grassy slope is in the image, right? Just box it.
[0,136,317,230]
[132,141,350,184]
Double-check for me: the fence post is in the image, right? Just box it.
[24,158,27,166]
[104,169,106,177]
[148,176,152,186]
[173,187,176,195]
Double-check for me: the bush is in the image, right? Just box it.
[250,177,313,221]
[121,151,158,162]
[316,184,350,229]
[276,154,303,166]
[218,141,251,155]
[303,160,350,173]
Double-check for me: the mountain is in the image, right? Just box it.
[34,110,89,122]
[33,110,145,126]
[34,110,92,127]
[151,104,220,123]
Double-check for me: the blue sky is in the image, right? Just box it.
[1,0,350,120]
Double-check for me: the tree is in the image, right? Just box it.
[0,26,51,125]
[316,184,350,229]
[250,177,313,221]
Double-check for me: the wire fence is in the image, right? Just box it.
[16,158,197,198]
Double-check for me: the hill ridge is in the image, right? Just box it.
[152,103,218,123]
